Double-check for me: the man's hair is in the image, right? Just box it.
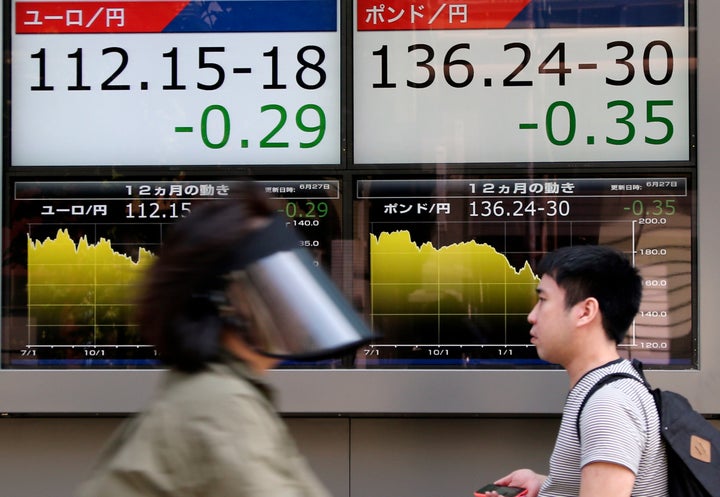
[536,245,642,343]
[134,183,277,372]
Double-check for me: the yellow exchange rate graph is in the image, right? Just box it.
[370,230,539,321]
[27,229,156,340]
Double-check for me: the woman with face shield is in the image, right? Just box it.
[76,184,371,497]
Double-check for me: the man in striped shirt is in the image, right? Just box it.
[490,245,667,497]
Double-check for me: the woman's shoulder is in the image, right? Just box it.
[155,362,272,414]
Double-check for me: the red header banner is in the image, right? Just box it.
[356,0,531,31]
[16,1,189,34]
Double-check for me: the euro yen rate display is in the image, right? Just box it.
[354,0,693,164]
[2,179,341,368]
[11,0,341,166]
[355,174,695,368]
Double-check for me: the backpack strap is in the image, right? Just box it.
[575,359,651,442]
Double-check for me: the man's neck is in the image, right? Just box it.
[565,347,621,388]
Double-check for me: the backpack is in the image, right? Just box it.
[576,359,720,497]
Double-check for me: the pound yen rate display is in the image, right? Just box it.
[3,179,341,368]
[355,175,694,368]
[354,0,693,164]
[11,0,340,166]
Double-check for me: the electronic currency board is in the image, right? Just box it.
[1,0,701,414]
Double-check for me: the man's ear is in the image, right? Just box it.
[575,297,600,327]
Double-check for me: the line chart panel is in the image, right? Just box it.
[353,174,694,369]
[3,178,342,369]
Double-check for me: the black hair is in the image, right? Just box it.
[134,183,276,372]
[536,245,642,344]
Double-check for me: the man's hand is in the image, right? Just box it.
[489,469,546,497]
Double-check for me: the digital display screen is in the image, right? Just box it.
[354,0,693,164]
[2,179,342,368]
[2,0,698,379]
[11,0,341,166]
[352,173,695,368]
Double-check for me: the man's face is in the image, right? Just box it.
[527,274,575,365]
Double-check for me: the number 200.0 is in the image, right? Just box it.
[198,103,326,149]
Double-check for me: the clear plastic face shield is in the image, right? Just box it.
[218,215,373,361]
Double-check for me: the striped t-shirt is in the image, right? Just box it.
[539,359,668,497]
